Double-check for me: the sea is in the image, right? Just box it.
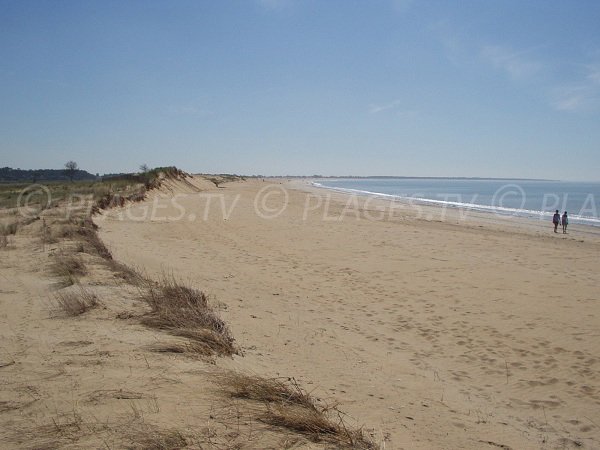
[313,178,600,227]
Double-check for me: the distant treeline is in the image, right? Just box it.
[0,166,184,184]
[0,167,98,183]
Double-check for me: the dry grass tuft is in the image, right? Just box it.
[95,192,126,210]
[0,235,8,249]
[55,223,79,238]
[84,231,113,259]
[124,428,188,450]
[71,217,113,259]
[105,259,143,285]
[139,275,236,356]
[146,341,213,357]
[217,373,375,449]
[44,216,112,259]
[40,219,58,244]
[51,253,87,287]
[54,285,99,316]
[0,221,19,236]
[219,373,316,409]
[170,328,237,356]
[262,404,341,435]
[86,389,145,402]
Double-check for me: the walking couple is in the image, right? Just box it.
[552,210,568,234]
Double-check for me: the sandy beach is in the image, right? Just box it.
[92,177,600,449]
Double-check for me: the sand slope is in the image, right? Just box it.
[0,190,328,449]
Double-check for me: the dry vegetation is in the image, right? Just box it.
[48,216,113,259]
[7,410,194,450]
[217,373,375,449]
[50,252,87,287]
[139,275,237,357]
[0,221,19,235]
[0,234,8,249]
[1,168,376,449]
[123,428,188,449]
[54,285,99,316]
[145,341,214,357]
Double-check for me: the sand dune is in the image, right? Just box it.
[93,177,600,449]
[1,177,343,449]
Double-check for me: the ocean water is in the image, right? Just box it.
[313,178,600,226]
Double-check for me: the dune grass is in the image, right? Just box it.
[51,253,87,287]
[44,216,113,259]
[5,168,376,448]
[54,285,99,316]
[75,222,113,260]
[216,372,375,449]
[104,258,144,284]
[139,275,236,356]
[146,341,214,358]
[123,428,188,449]
[0,221,19,236]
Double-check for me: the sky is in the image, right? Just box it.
[1,0,600,180]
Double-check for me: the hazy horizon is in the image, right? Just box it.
[2,165,595,183]
[1,1,600,181]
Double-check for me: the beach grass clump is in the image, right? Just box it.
[0,235,8,249]
[66,217,112,259]
[54,285,98,316]
[105,259,144,285]
[44,215,113,259]
[83,231,112,260]
[139,275,236,356]
[146,341,213,357]
[0,221,19,236]
[51,253,87,287]
[219,373,317,409]
[123,428,188,450]
[217,373,375,448]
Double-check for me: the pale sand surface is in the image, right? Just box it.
[0,184,316,449]
[97,177,600,449]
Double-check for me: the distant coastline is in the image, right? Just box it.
[0,166,563,184]
[311,177,600,227]
[306,175,558,182]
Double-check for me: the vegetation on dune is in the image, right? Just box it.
[2,165,374,448]
[217,372,375,448]
[50,252,88,287]
[0,164,185,210]
[139,274,237,357]
[53,285,99,316]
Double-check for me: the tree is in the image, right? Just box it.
[139,164,149,174]
[32,169,41,183]
[64,161,78,182]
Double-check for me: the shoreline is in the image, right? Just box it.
[308,178,600,228]
[294,179,600,242]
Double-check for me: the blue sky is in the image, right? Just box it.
[1,0,599,180]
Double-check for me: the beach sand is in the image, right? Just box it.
[0,177,319,449]
[94,177,600,449]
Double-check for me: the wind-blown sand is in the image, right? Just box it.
[96,177,600,449]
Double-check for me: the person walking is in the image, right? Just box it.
[562,211,569,234]
[552,210,560,233]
